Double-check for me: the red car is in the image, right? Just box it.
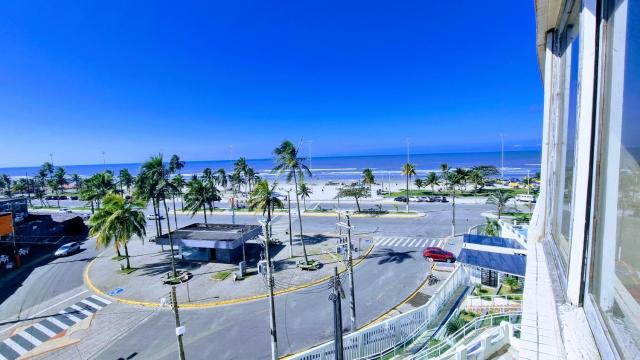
[423,247,456,263]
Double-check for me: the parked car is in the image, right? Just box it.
[80,213,90,220]
[146,214,165,220]
[423,247,456,263]
[433,196,448,203]
[409,196,421,202]
[515,194,537,203]
[59,195,69,200]
[55,242,80,257]
[59,208,73,213]
[70,196,79,200]
[394,196,408,203]
[418,196,433,202]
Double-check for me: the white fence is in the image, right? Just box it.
[291,266,469,360]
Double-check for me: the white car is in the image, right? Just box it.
[59,208,73,213]
[55,242,80,257]
[146,214,165,220]
[409,196,421,202]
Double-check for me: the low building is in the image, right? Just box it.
[0,198,28,223]
[155,223,261,263]
[457,234,527,287]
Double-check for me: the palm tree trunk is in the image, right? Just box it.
[303,196,307,211]
[292,172,309,264]
[90,201,95,214]
[115,243,122,257]
[162,199,179,278]
[355,196,361,212]
[203,205,208,225]
[123,242,131,269]
[172,195,178,230]
[406,175,409,213]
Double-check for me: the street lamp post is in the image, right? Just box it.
[259,220,279,360]
[337,212,356,331]
[287,189,293,258]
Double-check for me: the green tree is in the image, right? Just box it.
[168,154,185,174]
[503,276,520,291]
[80,172,116,212]
[337,184,370,212]
[52,167,68,208]
[118,169,134,195]
[468,170,486,192]
[482,218,501,236]
[273,140,312,264]
[298,182,312,211]
[401,163,416,212]
[362,168,375,192]
[440,163,450,190]
[184,177,220,225]
[414,178,424,191]
[89,194,146,269]
[424,172,439,193]
[71,173,83,193]
[487,191,514,219]
[215,168,228,189]
[172,174,186,210]
[248,180,284,242]
[0,174,12,198]
[446,316,467,335]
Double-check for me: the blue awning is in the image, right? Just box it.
[458,248,526,276]
[463,234,525,250]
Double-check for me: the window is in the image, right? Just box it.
[554,7,581,266]
[590,0,640,357]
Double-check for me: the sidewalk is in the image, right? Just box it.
[85,231,372,308]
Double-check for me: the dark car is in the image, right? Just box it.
[423,247,456,263]
[70,196,79,200]
[432,196,448,203]
[394,196,408,203]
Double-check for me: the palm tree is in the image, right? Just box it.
[362,168,375,192]
[454,168,469,193]
[414,178,424,191]
[440,163,450,190]
[298,182,312,211]
[215,168,228,190]
[118,169,133,195]
[482,218,501,236]
[425,172,439,193]
[234,157,249,192]
[0,174,12,198]
[273,140,312,264]
[447,169,464,236]
[401,163,416,213]
[468,170,485,192]
[172,174,186,210]
[53,167,68,208]
[337,184,369,212]
[71,173,83,193]
[184,177,219,225]
[248,179,284,236]
[89,194,146,269]
[245,167,256,194]
[169,154,185,174]
[487,191,514,219]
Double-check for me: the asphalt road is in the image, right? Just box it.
[0,203,491,359]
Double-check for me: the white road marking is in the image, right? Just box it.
[81,299,102,310]
[0,289,88,335]
[59,312,82,323]
[90,295,111,305]
[377,238,390,246]
[70,305,93,317]
[3,338,27,355]
[408,239,418,247]
[16,331,42,346]
[46,317,69,330]
[33,323,57,337]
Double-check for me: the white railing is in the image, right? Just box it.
[408,311,521,360]
[465,295,522,313]
[291,266,469,360]
[433,321,516,360]
[498,220,528,249]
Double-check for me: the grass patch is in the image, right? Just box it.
[119,267,138,275]
[459,309,480,322]
[498,284,523,300]
[111,255,127,261]
[210,270,233,281]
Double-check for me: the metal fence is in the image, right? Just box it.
[291,266,469,360]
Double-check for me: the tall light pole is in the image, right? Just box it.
[500,134,505,180]
[102,151,106,172]
[287,189,293,258]
[170,285,186,360]
[330,267,344,360]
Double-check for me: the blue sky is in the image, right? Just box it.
[0,1,542,167]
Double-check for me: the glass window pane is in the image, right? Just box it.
[591,0,640,357]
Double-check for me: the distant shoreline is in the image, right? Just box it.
[1,149,541,179]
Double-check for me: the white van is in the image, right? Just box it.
[515,194,536,203]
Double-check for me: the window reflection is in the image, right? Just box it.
[591,0,640,357]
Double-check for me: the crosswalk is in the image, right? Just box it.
[374,237,444,249]
[0,295,111,360]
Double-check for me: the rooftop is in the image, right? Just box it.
[157,223,261,242]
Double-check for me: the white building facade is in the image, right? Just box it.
[527,0,640,358]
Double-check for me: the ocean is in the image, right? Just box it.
[1,150,541,181]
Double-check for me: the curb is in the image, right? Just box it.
[83,243,376,309]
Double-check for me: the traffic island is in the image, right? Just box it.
[84,233,373,308]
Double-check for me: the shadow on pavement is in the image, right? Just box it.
[369,248,416,264]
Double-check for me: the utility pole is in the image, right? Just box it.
[337,213,356,331]
[287,190,293,258]
[330,267,344,360]
[260,220,279,360]
[102,151,106,172]
[170,286,186,360]
[345,214,356,331]
[451,191,456,238]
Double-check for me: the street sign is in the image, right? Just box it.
[108,288,124,296]
[176,326,186,336]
